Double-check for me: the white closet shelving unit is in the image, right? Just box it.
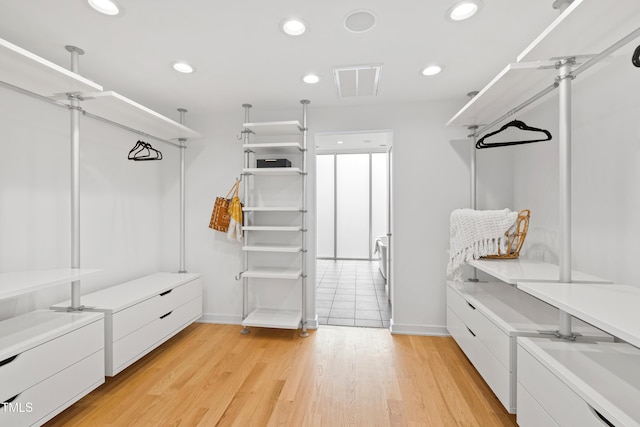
[0,36,202,425]
[239,102,310,336]
[446,1,640,423]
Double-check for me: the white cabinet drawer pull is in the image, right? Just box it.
[159,289,173,297]
[466,327,476,337]
[2,394,19,405]
[466,302,476,310]
[591,406,615,427]
[160,311,173,319]
[0,355,18,367]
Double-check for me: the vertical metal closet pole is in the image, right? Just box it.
[241,104,251,334]
[558,58,574,338]
[300,99,310,337]
[66,46,84,311]
[468,124,479,282]
[177,108,188,273]
[387,148,392,306]
[369,153,373,260]
[333,154,338,259]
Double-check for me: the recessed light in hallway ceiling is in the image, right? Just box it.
[447,0,483,21]
[87,0,121,16]
[281,18,307,36]
[422,65,443,76]
[302,73,320,84]
[344,10,377,33]
[172,62,195,74]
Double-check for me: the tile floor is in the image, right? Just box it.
[316,259,391,328]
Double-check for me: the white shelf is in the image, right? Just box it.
[518,0,640,62]
[518,281,640,349]
[242,244,302,253]
[51,272,201,313]
[242,267,302,280]
[80,91,201,141]
[449,281,609,338]
[242,167,302,176]
[242,225,302,232]
[0,37,103,97]
[519,337,640,427]
[468,258,611,285]
[0,310,104,362]
[446,62,558,128]
[243,142,303,154]
[243,206,301,212]
[0,269,101,302]
[242,308,302,330]
[243,121,302,136]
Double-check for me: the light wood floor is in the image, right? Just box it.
[46,324,517,426]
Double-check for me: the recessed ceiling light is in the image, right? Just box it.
[88,0,121,15]
[337,140,344,144]
[447,0,483,21]
[422,65,443,76]
[344,10,377,33]
[281,18,306,36]
[302,73,320,84]
[172,62,195,74]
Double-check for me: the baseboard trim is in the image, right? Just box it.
[197,313,318,330]
[390,320,449,336]
[198,314,242,325]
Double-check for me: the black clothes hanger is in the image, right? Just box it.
[476,120,552,149]
[128,140,163,161]
[632,45,640,68]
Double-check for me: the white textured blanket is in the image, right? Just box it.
[447,208,518,280]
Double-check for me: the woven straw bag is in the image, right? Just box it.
[209,180,240,232]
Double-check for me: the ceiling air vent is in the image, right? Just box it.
[333,64,382,98]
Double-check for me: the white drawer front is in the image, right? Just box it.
[111,295,161,342]
[518,343,610,427]
[447,308,513,413]
[517,382,558,427]
[0,350,104,427]
[110,296,202,376]
[447,286,511,371]
[157,277,202,317]
[0,318,103,402]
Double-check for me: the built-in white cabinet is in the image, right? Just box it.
[0,310,105,426]
[446,277,610,413]
[239,105,310,335]
[52,272,202,376]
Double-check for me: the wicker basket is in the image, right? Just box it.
[483,209,530,259]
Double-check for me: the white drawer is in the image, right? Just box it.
[447,285,511,371]
[0,349,104,427]
[111,277,202,342]
[157,277,202,317]
[447,308,513,413]
[111,295,161,342]
[0,317,103,402]
[110,296,202,376]
[518,343,611,427]
[517,382,558,427]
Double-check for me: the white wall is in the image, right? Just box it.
[0,88,513,334]
[0,88,167,320]
[512,52,640,285]
[180,101,513,334]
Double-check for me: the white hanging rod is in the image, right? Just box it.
[469,25,640,139]
[81,110,183,148]
[0,79,184,149]
[469,82,558,138]
[0,79,70,110]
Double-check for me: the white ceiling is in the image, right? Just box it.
[0,1,561,122]
[315,130,393,153]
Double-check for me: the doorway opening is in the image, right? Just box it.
[315,130,393,328]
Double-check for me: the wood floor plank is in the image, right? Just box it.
[44,323,517,427]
